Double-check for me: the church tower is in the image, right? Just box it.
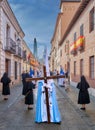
[33,38,37,59]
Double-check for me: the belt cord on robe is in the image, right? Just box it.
[25,90,31,97]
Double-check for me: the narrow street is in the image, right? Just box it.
[0,83,95,130]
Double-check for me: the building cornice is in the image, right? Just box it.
[60,0,80,9]
[1,0,25,38]
[23,40,33,53]
[59,0,90,46]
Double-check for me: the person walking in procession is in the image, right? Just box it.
[35,47,61,123]
[77,75,90,110]
[21,70,27,96]
[0,72,11,100]
[58,65,65,87]
[25,72,35,110]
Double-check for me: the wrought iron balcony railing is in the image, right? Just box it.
[16,46,22,57]
[5,38,16,54]
[23,50,27,61]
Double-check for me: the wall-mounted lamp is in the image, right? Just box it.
[17,38,21,42]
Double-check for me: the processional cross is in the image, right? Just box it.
[26,65,65,123]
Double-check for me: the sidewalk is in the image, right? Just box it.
[55,80,95,127]
[0,83,22,112]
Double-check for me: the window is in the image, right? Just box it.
[19,63,21,75]
[60,50,62,57]
[15,61,17,79]
[74,32,77,42]
[74,61,76,76]
[80,24,84,36]
[6,24,10,46]
[55,49,57,57]
[89,7,94,32]
[65,43,69,54]
[89,56,94,79]
[65,45,66,53]
[80,59,83,76]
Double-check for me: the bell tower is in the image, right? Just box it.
[33,38,37,59]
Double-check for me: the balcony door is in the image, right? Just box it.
[15,61,17,80]
[5,59,11,77]
[6,24,10,47]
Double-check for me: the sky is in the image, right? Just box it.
[8,0,60,58]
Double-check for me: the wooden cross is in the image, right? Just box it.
[26,65,65,123]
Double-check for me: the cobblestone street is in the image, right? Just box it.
[0,83,95,130]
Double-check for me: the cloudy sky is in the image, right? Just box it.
[8,0,60,58]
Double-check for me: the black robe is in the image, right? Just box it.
[22,73,27,95]
[77,76,90,104]
[25,73,35,105]
[1,73,11,95]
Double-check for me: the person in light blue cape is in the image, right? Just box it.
[60,67,64,75]
[35,47,61,123]
[29,67,34,77]
[35,80,61,123]
[58,65,65,87]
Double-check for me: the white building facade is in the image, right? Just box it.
[0,0,25,87]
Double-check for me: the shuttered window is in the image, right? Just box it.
[74,61,76,76]
[80,24,84,36]
[80,59,83,76]
[89,7,94,32]
[89,56,94,79]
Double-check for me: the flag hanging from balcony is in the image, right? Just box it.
[28,53,31,60]
[70,36,85,54]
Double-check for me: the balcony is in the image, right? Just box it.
[14,46,23,58]
[70,50,77,55]
[17,46,22,57]
[70,42,77,55]
[5,38,16,54]
[23,50,26,61]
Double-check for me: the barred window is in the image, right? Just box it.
[80,59,83,76]
[74,32,77,42]
[89,7,94,32]
[80,24,84,36]
[60,50,62,57]
[89,56,94,79]
[19,63,21,75]
[15,61,17,79]
[74,61,76,76]
[65,45,66,53]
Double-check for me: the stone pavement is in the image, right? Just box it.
[0,82,95,129]
[56,81,95,129]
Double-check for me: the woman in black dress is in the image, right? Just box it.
[25,73,35,110]
[77,75,90,110]
[21,71,27,95]
[1,72,11,100]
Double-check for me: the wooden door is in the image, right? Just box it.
[5,59,9,74]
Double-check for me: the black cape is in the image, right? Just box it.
[25,73,35,105]
[77,76,90,104]
[1,73,11,95]
[22,73,27,95]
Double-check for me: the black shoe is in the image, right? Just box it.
[4,98,8,100]
[28,107,33,110]
[80,108,86,110]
